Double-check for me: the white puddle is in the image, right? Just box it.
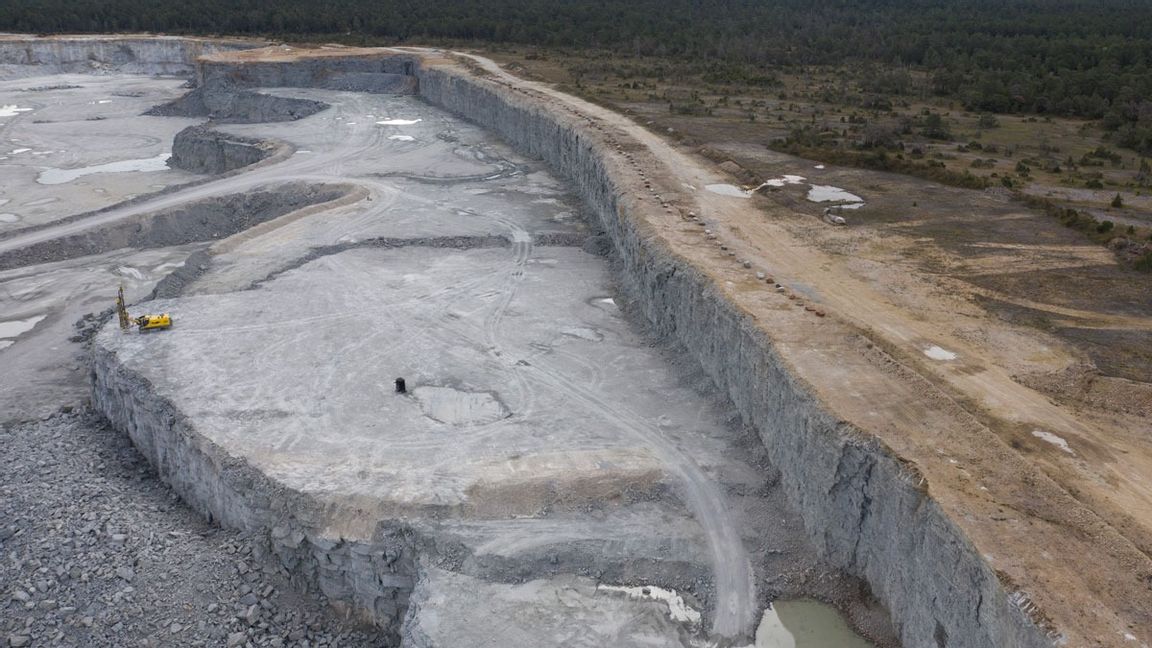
[11,148,31,155]
[597,584,702,625]
[705,183,752,198]
[1032,430,1074,455]
[752,599,876,647]
[0,314,47,339]
[388,135,416,142]
[761,175,807,188]
[923,345,957,361]
[814,164,825,169]
[37,152,171,185]
[806,185,864,204]
[376,118,423,126]
[0,213,19,223]
[597,297,616,307]
[0,105,33,118]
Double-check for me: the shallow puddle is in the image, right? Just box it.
[761,175,807,188]
[597,584,702,625]
[705,183,751,198]
[0,105,34,118]
[376,118,422,125]
[1032,429,1074,454]
[923,345,957,361]
[0,313,47,340]
[411,385,510,426]
[38,153,171,185]
[806,185,863,204]
[754,599,876,647]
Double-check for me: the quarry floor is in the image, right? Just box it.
[1,73,891,646]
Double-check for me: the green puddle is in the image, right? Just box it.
[754,599,876,648]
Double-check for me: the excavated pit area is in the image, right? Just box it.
[10,35,1147,648]
[2,38,893,647]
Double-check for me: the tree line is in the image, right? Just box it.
[4,0,1152,152]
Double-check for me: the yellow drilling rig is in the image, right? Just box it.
[116,286,172,332]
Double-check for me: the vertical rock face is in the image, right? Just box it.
[413,66,1050,648]
[146,85,329,123]
[90,344,418,643]
[0,37,257,76]
[198,56,420,94]
[168,125,277,174]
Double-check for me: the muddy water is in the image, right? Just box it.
[754,600,876,647]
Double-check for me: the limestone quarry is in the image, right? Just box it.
[1,35,1150,648]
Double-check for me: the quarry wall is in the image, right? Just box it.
[0,36,256,76]
[415,64,1052,648]
[68,42,1056,647]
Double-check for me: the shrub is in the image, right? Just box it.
[1111,193,1124,208]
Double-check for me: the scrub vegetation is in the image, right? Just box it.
[5,0,1152,149]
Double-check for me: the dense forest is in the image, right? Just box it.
[4,0,1152,152]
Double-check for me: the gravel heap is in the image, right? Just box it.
[0,410,387,648]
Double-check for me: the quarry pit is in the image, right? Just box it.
[1,35,1150,648]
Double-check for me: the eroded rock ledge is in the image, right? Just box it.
[0,184,352,271]
[168,125,279,174]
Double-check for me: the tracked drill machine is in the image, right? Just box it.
[116,286,172,332]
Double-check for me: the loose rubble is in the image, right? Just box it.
[0,411,386,648]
